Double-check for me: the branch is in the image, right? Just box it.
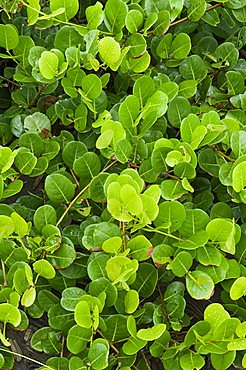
[56,159,118,227]
[170,3,223,28]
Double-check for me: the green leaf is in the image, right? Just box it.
[89,277,117,307]
[211,352,236,370]
[75,300,92,328]
[124,290,139,314]
[180,352,205,370]
[102,314,128,341]
[21,286,36,308]
[24,112,51,132]
[119,95,140,130]
[0,147,15,173]
[81,74,102,100]
[187,0,206,21]
[227,338,246,351]
[45,173,75,203]
[73,152,101,179]
[50,0,79,21]
[123,336,147,355]
[62,141,87,168]
[88,341,109,370]
[133,76,155,107]
[167,96,191,128]
[178,80,198,99]
[179,55,207,81]
[128,235,152,261]
[126,10,144,34]
[137,324,166,341]
[39,51,59,80]
[198,148,226,177]
[0,303,21,326]
[156,33,172,59]
[143,91,168,119]
[31,327,61,354]
[206,218,236,254]
[104,0,128,34]
[196,246,222,266]
[0,25,19,51]
[186,271,214,300]
[47,241,76,269]
[161,179,187,200]
[152,244,174,265]
[98,37,121,67]
[232,161,246,192]
[67,325,92,354]
[154,201,186,232]
[61,287,86,311]
[230,277,246,300]
[115,139,132,164]
[86,2,104,30]
[171,251,193,277]
[33,205,57,232]
[0,215,15,239]
[214,42,239,69]
[11,212,28,238]
[14,148,37,175]
[131,263,158,298]
[231,131,246,157]
[33,260,56,279]
[171,33,191,60]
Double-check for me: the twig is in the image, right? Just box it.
[1,260,7,287]
[0,75,20,87]
[170,3,223,28]
[56,160,118,227]
[141,350,151,370]
[28,84,47,108]
[69,168,80,187]
[0,348,52,369]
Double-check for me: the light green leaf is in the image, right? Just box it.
[33,260,56,280]
[86,2,104,30]
[98,37,121,67]
[171,251,193,277]
[39,51,59,80]
[81,74,102,100]
[187,0,206,21]
[0,24,19,51]
[50,0,79,21]
[230,277,246,300]
[186,271,214,300]
[75,300,92,328]
[137,324,166,341]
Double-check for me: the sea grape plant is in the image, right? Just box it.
[0,0,245,369]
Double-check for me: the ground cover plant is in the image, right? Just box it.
[0,0,245,369]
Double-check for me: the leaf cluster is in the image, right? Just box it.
[0,0,245,369]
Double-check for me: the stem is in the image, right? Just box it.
[22,1,87,31]
[1,260,7,287]
[28,84,47,108]
[0,75,20,87]
[142,227,183,241]
[170,3,223,28]
[0,348,52,368]
[121,222,127,251]
[141,350,151,370]
[56,160,118,227]
[69,168,80,188]
[60,335,65,357]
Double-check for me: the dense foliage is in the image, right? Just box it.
[0,0,245,369]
